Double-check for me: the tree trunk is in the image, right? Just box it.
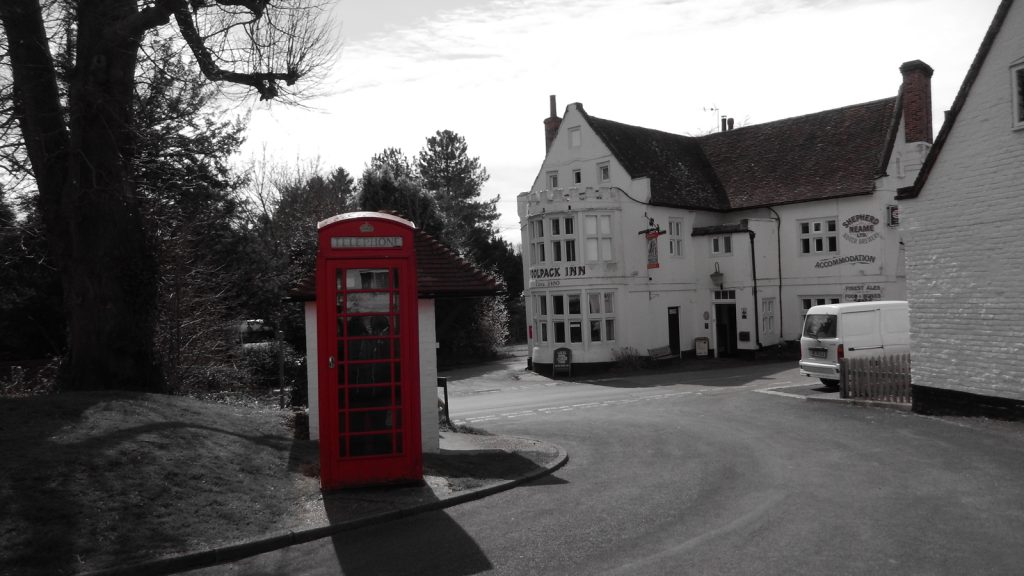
[54,0,163,391]
[1,0,163,391]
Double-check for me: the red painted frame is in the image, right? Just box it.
[316,213,422,489]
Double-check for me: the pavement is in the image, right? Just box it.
[81,430,568,576]
[759,381,912,411]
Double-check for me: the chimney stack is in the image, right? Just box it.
[544,95,562,152]
[899,60,934,143]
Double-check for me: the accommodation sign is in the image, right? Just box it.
[842,214,880,244]
[814,254,876,268]
[531,265,587,279]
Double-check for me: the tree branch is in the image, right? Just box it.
[105,0,180,41]
[173,3,297,100]
[0,0,70,210]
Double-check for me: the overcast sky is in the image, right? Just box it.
[241,0,1003,244]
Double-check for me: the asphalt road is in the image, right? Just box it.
[189,357,1024,575]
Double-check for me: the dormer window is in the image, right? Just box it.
[597,162,610,182]
[1013,62,1024,129]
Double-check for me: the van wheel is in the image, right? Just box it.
[820,379,839,388]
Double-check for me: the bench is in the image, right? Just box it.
[648,345,675,362]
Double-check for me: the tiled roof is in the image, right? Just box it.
[700,98,896,208]
[580,97,898,210]
[582,111,729,210]
[288,228,499,302]
[898,0,1015,200]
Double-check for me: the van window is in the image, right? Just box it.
[803,314,836,338]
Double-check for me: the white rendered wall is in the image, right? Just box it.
[901,1,1024,401]
[418,299,439,454]
[304,302,319,441]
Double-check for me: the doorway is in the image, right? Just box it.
[714,303,738,357]
[667,307,680,355]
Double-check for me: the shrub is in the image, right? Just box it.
[612,346,643,370]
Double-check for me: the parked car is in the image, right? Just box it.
[799,301,910,387]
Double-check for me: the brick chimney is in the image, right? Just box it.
[899,60,934,143]
[544,95,561,152]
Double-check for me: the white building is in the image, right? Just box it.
[519,61,934,368]
[898,0,1024,418]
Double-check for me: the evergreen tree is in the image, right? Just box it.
[415,130,497,254]
[357,148,443,235]
[271,165,355,294]
[0,190,64,361]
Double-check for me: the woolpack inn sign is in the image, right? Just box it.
[530,265,588,280]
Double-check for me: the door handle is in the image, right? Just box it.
[328,356,335,369]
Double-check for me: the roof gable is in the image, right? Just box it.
[580,108,730,210]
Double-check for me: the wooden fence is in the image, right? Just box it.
[839,354,912,404]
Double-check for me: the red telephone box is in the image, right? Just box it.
[316,213,422,489]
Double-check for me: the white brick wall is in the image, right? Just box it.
[902,1,1024,401]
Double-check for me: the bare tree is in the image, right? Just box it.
[0,0,338,391]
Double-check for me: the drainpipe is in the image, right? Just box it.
[767,207,783,340]
[748,230,762,350]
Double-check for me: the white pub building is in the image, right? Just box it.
[519,61,934,367]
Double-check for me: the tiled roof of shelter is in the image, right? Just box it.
[581,97,898,210]
[413,231,500,298]
[288,228,499,302]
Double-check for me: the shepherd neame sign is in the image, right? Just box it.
[842,214,881,244]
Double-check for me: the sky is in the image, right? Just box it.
[240,0,1004,245]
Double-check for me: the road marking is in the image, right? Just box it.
[754,383,815,400]
[453,390,695,425]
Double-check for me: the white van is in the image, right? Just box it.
[799,301,910,387]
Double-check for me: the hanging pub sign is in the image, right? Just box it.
[646,230,661,269]
[639,221,666,270]
[886,205,900,227]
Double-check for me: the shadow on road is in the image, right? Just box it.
[327,509,492,576]
[575,358,796,389]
